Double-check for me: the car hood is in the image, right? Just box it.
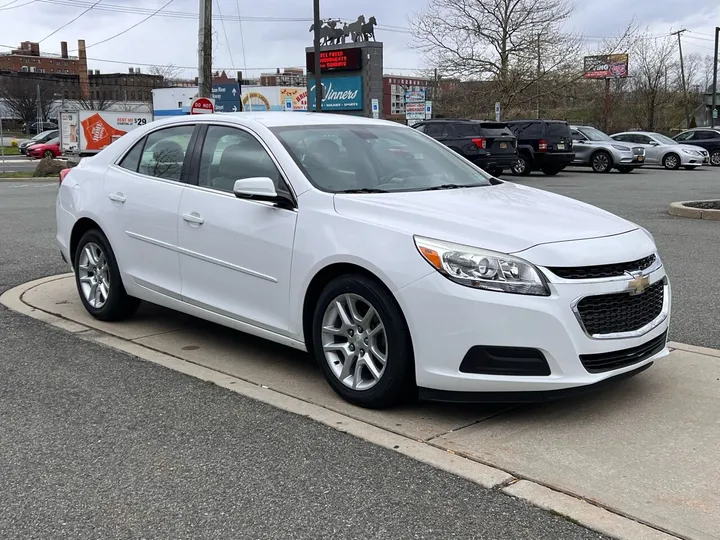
[333,182,637,254]
[677,144,707,153]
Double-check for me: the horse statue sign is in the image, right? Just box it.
[310,16,377,45]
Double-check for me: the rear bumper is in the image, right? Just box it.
[533,152,575,168]
[471,154,518,170]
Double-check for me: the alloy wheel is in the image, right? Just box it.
[77,242,111,308]
[664,154,679,169]
[711,151,720,166]
[592,153,610,172]
[512,158,526,174]
[321,293,388,391]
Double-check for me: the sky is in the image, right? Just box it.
[1,0,719,79]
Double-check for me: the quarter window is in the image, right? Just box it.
[197,125,287,195]
[118,139,144,172]
[424,123,446,137]
[138,125,195,181]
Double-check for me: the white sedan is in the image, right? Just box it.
[56,112,671,408]
[611,131,708,169]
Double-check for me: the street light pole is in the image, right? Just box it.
[312,0,322,113]
[712,27,720,128]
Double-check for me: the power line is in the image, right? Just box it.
[0,0,36,10]
[38,0,103,43]
[0,0,22,7]
[236,0,249,82]
[215,0,235,69]
[73,0,175,51]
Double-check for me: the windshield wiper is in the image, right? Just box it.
[424,183,465,191]
[337,188,389,193]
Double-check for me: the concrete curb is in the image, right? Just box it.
[0,177,55,182]
[669,201,720,220]
[1,274,691,540]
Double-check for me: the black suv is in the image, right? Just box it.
[505,119,575,175]
[672,128,720,166]
[413,119,518,175]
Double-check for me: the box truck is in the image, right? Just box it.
[59,110,152,156]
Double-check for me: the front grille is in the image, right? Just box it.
[632,147,645,156]
[576,280,665,336]
[549,254,656,280]
[580,331,667,373]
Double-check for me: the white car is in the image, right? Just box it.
[611,131,709,170]
[56,113,671,408]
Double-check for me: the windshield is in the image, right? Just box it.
[270,124,493,193]
[650,133,677,145]
[578,127,612,141]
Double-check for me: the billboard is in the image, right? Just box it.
[308,76,363,111]
[405,90,426,103]
[306,48,363,73]
[583,54,629,79]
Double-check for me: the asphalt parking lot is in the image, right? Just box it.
[510,164,720,349]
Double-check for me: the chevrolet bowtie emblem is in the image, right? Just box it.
[627,273,650,295]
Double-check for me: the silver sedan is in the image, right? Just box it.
[611,131,708,170]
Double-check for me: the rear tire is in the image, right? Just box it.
[663,153,680,170]
[710,150,720,166]
[591,151,612,173]
[73,229,140,321]
[312,274,414,409]
[617,166,634,173]
[511,155,531,176]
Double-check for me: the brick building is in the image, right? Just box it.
[88,68,164,102]
[260,67,306,87]
[0,40,89,99]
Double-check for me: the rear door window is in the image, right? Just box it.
[509,122,543,139]
[694,131,716,140]
[545,122,570,139]
[424,123,448,138]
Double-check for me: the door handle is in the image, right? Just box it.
[182,212,204,225]
[108,192,126,203]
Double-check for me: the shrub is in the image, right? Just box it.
[10,139,18,148]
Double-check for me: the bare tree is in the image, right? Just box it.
[0,75,56,124]
[146,64,183,84]
[627,32,678,131]
[76,96,113,111]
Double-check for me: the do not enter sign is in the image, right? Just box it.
[190,97,215,115]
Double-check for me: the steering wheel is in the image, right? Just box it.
[379,167,416,185]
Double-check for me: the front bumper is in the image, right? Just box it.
[680,152,707,166]
[396,245,670,398]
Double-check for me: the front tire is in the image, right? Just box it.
[312,274,414,409]
[591,151,612,173]
[541,166,561,176]
[74,229,140,321]
[511,155,531,176]
[663,153,680,170]
[43,150,54,159]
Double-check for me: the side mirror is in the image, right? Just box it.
[233,177,293,208]
[650,141,659,146]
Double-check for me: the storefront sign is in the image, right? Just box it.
[309,76,363,111]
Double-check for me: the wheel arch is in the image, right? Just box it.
[301,262,415,367]
[590,148,613,166]
[69,217,104,266]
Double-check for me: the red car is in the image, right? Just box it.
[27,137,61,159]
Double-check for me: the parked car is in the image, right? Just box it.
[569,125,645,173]
[505,119,575,176]
[611,131,708,170]
[19,129,59,155]
[56,113,670,409]
[27,137,61,159]
[672,128,720,166]
[23,120,58,135]
[412,119,518,176]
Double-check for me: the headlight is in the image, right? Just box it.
[414,236,550,296]
[681,149,700,156]
[612,144,630,152]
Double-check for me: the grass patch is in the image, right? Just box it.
[1,146,20,155]
[0,171,34,179]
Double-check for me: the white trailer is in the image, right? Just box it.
[59,110,152,155]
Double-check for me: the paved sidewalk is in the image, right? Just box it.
[6,275,720,540]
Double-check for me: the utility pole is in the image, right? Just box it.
[433,67,438,119]
[312,0,322,113]
[672,29,690,128]
[712,27,719,128]
[36,84,42,128]
[536,33,541,119]
[197,0,212,97]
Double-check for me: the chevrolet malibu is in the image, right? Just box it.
[56,113,671,408]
